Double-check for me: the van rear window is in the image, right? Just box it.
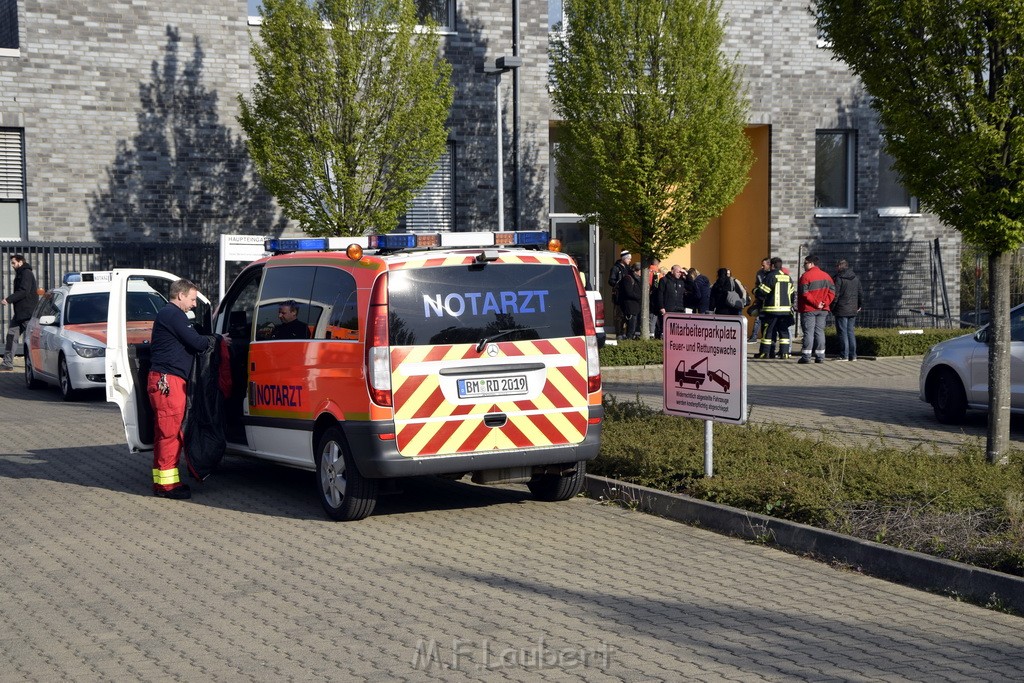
[387,263,585,346]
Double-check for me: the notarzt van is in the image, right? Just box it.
[106,231,603,520]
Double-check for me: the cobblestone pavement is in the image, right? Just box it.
[1,360,1023,681]
[603,349,1024,453]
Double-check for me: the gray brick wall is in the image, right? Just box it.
[1,0,962,311]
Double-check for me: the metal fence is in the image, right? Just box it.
[0,241,219,341]
[799,239,954,329]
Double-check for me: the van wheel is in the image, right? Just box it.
[528,461,586,502]
[315,427,377,521]
[931,368,966,424]
[58,355,78,402]
[24,354,43,390]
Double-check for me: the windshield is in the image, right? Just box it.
[64,292,109,325]
[386,263,584,346]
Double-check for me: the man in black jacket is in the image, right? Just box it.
[1,254,39,371]
[832,259,863,361]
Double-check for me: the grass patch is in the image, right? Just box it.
[600,327,968,366]
[596,396,1024,576]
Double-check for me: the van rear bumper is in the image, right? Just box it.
[345,405,604,479]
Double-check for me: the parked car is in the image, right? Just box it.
[919,302,1024,423]
[24,272,166,400]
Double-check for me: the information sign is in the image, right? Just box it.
[662,313,747,424]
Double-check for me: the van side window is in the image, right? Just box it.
[221,266,263,339]
[311,267,359,340]
[255,266,316,341]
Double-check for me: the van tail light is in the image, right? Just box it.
[576,276,602,393]
[594,298,605,329]
[366,274,392,407]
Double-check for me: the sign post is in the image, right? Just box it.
[662,313,747,477]
[219,234,270,301]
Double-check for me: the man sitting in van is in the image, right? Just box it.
[272,300,311,340]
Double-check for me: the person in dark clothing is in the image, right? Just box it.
[754,257,796,360]
[272,300,311,339]
[608,249,631,340]
[657,265,689,324]
[1,254,39,371]
[148,278,229,499]
[710,267,748,315]
[617,263,643,340]
[686,268,712,314]
[832,259,863,361]
[748,257,771,342]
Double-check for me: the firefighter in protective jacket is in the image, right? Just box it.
[754,257,796,360]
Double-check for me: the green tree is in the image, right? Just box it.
[816,1,1024,464]
[238,0,453,236]
[549,0,753,336]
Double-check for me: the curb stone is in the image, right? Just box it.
[584,474,1024,614]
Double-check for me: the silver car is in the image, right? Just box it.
[24,275,165,400]
[919,303,1024,423]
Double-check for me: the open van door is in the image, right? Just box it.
[105,269,212,452]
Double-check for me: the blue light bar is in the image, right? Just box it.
[63,272,82,284]
[513,231,550,246]
[370,233,419,250]
[265,238,329,252]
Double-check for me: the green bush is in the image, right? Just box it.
[599,327,968,366]
[596,396,1024,575]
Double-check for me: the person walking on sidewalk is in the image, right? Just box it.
[797,254,835,364]
[1,254,39,371]
[832,258,863,361]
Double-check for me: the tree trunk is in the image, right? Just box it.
[640,258,650,340]
[986,250,1012,465]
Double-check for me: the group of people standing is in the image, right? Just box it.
[750,254,863,362]
[608,251,750,340]
[607,249,863,363]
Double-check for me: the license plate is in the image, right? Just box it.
[457,375,529,399]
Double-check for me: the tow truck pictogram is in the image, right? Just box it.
[675,357,708,388]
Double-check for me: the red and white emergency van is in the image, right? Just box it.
[105,231,603,520]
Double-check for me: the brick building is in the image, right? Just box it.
[0,1,960,322]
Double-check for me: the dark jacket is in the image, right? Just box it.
[184,338,231,481]
[686,274,711,314]
[150,303,215,379]
[608,261,629,302]
[617,271,643,317]
[8,262,39,323]
[711,276,747,315]
[658,274,689,313]
[832,268,863,317]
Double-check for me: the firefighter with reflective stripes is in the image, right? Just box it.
[753,257,795,360]
[147,279,229,499]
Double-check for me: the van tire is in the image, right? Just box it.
[315,427,378,521]
[528,460,586,502]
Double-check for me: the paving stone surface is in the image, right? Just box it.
[1,360,1023,681]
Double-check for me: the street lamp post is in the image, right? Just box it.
[483,56,522,232]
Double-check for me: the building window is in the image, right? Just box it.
[401,142,454,232]
[877,148,919,215]
[0,0,17,50]
[0,129,25,240]
[247,0,455,30]
[815,129,855,215]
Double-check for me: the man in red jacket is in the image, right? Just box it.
[797,254,835,364]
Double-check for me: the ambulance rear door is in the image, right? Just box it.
[105,269,212,452]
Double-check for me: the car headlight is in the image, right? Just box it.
[72,340,106,358]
